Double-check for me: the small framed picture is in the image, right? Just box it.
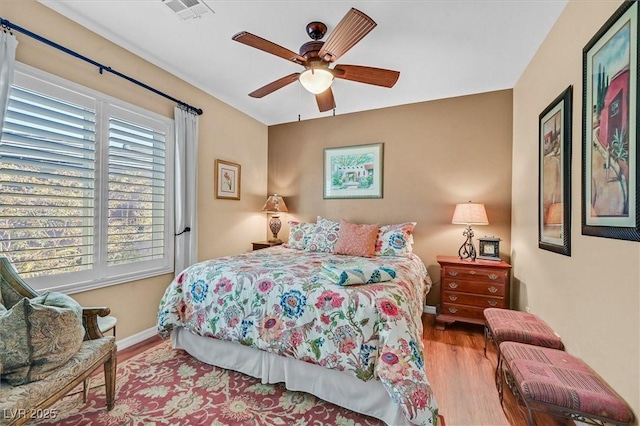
[539,86,572,256]
[215,159,241,200]
[478,237,501,261]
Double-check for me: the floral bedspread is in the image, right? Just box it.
[157,246,439,425]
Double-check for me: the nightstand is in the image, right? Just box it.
[252,240,282,251]
[436,255,511,330]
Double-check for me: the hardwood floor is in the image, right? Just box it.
[116,334,164,363]
[422,314,571,426]
[115,318,572,426]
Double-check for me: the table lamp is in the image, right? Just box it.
[261,194,289,243]
[451,202,489,261]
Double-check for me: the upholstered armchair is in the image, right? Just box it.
[0,258,117,426]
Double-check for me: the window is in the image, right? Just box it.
[0,64,174,293]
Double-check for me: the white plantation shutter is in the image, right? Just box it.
[0,85,97,277]
[0,64,174,293]
[107,115,166,266]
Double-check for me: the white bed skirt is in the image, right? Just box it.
[171,327,409,426]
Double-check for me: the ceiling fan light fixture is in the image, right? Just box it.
[299,68,334,94]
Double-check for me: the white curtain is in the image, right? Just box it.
[174,106,199,276]
[0,30,18,128]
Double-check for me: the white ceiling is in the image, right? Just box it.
[39,0,568,126]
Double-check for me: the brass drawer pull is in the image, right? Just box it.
[488,286,498,294]
[448,307,458,313]
[469,270,476,275]
[448,282,458,289]
[488,300,498,307]
[448,295,458,301]
[488,274,498,280]
[448,271,458,277]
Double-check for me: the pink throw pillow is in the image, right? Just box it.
[334,220,380,257]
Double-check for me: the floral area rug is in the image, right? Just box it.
[35,340,386,426]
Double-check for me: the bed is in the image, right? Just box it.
[157,219,440,426]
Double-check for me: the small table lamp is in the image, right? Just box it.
[452,202,489,261]
[261,194,289,243]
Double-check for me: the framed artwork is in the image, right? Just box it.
[214,159,241,200]
[323,143,384,199]
[539,86,572,256]
[582,0,640,241]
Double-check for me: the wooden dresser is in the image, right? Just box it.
[436,255,511,330]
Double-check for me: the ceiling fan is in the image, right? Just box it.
[232,8,400,113]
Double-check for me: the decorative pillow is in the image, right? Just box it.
[334,219,380,257]
[0,292,85,385]
[375,222,416,256]
[306,216,341,253]
[285,221,316,250]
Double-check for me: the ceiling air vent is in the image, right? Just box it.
[161,0,214,20]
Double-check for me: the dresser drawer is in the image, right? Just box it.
[442,291,505,308]
[442,278,504,296]
[442,266,506,284]
[440,303,487,321]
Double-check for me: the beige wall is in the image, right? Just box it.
[3,0,269,341]
[268,90,513,305]
[512,0,639,418]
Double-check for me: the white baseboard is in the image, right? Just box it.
[423,305,437,315]
[116,326,158,351]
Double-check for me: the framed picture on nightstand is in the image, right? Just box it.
[478,237,501,261]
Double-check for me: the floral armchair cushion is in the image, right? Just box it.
[0,275,26,309]
[0,292,85,385]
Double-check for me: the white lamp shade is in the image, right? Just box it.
[451,202,489,225]
[261,194,289,214]
[299,68,334,94]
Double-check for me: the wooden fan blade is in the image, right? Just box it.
[318,8,377,63]
[333,65,400,88]
[315,88,336,112]
[233,32,307,64]
[249,73,300,98]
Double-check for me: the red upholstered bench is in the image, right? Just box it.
[498,341,634,426]
[484,308,564,386]
[484,308,564,356]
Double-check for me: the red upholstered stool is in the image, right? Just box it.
[498,342,634,426]
[484,308,564,387]
[484,308,563,356]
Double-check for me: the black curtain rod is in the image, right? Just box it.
[0,17,203,116]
